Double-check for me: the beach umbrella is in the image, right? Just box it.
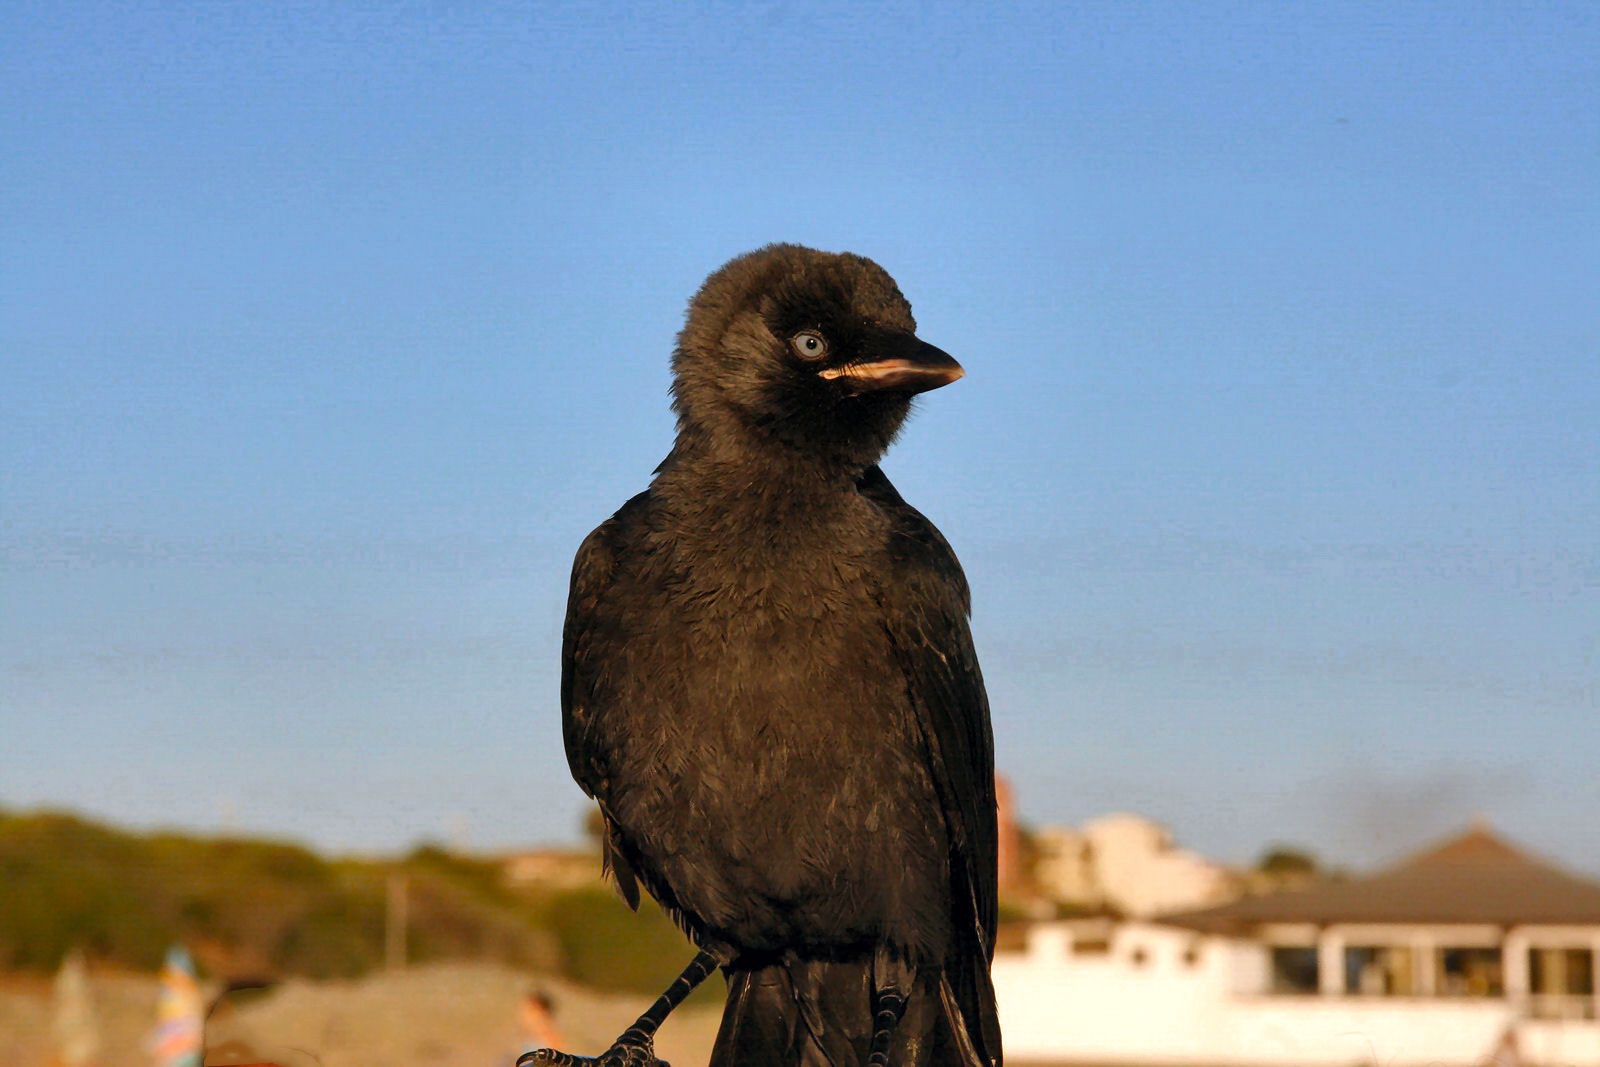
[152,945,203,1067]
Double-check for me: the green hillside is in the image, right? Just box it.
[0,808,701,995]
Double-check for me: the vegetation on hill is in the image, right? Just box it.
[0,808,702,995]
[1242,844,1332,896]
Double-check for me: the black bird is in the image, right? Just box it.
[529,244,1001,1067]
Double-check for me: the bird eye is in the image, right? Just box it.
[789,330,829,361]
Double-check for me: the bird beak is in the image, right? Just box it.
[818,336,964,395]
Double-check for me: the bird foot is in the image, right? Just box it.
[518,1037,669,1067]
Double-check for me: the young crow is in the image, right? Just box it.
[527,244,1001,1067]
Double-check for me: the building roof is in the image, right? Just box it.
[1163,824,1600,933]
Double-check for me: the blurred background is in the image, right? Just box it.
[2,3,1596,1065]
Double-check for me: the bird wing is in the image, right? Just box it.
[561,490,651,909]
[858,465,1002,1064]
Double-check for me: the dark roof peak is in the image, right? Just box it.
[1398,821,1531,869]
[1161,823,1600,932]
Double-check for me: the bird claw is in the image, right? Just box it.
[602,1042,669,1067]
[517,1039,669,1067]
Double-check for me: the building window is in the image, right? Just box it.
[1269,946,1318,994]
[1346,946,1416,996]
[1437,947,1503,997]
[1529,948,1597,1020]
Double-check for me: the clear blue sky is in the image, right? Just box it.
[3,2,1596,873]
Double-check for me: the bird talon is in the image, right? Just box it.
[592,1049,656,1066]
[516,1038,665,1067]
[600,1037,668,1067]
[517,1050,578,1067]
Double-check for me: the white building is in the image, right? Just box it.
[995,824,1600,1065]
[1033,813,1235,918]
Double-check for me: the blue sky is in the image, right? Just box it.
[3,2,1596,872]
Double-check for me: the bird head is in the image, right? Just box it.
[670,244,962,473]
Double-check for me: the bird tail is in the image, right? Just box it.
[710,955,999,1067]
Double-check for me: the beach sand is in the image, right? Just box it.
[1,962,722,1067]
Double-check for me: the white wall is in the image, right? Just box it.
[1521,1020,1600,1065]
[994,922,1235,1062]
[993,922,1600,1067]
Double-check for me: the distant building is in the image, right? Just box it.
[1032,813,1235,917]
[994,823,1600,1066]
[500,848,603,890]
[996,775,1025,897]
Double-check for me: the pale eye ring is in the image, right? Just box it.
[789,330,829,361]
